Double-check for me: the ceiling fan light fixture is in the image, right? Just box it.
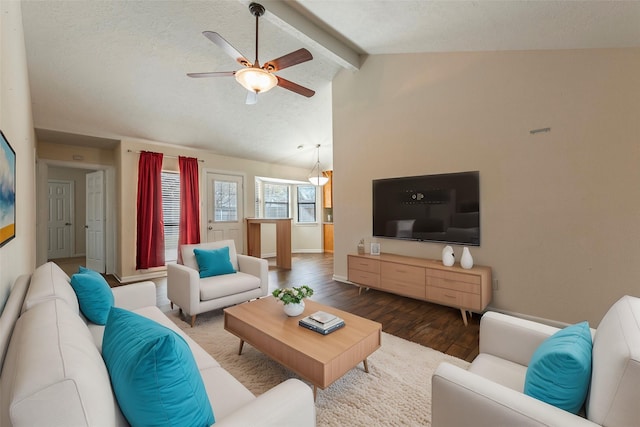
[235,67,277,93]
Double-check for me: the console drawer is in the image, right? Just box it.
[348,269,380,288]
[381,262,425,286]
[348,255,380,274]
[426,286,481,310]
[380,277,425,299]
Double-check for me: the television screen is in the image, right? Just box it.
[372,171,480,245]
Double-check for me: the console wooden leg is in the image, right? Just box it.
[460,309,468,326]
[363,358,370,373]
[313,386,317,401]
[238,339,245,355]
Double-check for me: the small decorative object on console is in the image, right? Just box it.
[370,242,381,256]
[272,285,314,317]
[357,239,365,255]
[461,246,474,269]
[442,245,455,267]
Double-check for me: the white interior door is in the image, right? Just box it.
[206,172,244,253]
[86,170,105,272]
[47,180,74,259]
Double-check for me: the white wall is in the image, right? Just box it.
[333,48,640,326]
[0,0,37,309]
[116,138,322,281]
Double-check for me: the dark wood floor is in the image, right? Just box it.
[102,252,479,362]
[269,253,480,362]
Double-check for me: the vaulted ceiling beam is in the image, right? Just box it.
[237,0,361,71]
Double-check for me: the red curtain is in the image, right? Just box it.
[136,151,165,269]
[178,156,201,264]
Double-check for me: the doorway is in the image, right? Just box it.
[205,171,245,253]
[37,160,116,274]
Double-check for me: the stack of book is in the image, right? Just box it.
[299,310,345,335]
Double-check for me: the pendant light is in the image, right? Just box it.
[308,144,329,186]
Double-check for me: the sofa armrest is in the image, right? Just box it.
[237,254,269,296]
[216,379,315,427]
[111,281,156,310]
[167,263,201,315]
[432,363,598,427]
[479,312,560,366]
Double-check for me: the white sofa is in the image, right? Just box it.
[0,262,315,426]
[432,295,640,426]
[168,240,268,327]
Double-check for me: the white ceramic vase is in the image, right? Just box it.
[283,300,305,317]
[442,245,455,267]
[461,247,474,269]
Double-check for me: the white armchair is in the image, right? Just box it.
[432,295,640,427]
[167,240,268,327]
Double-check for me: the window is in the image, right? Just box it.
[214,180,238,221]
[161,171,180,263]
[263,183,289,218]
[297,185,316,223]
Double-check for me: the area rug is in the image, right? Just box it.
[167,310,470,426]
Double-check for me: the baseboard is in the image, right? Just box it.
[333,275,350,283]
[483,305,569,328]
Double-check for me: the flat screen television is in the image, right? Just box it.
[372,171,480,245]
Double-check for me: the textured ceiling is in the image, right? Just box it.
[20,1,640,169]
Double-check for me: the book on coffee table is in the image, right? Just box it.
[308,310,337,324]
[299,314,345,335]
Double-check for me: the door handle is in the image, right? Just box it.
[65,222,72,226]
[208,226,213,230]
[85,225,89,229]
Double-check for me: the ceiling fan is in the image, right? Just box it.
[187,2,315,105]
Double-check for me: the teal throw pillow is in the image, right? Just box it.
[78,266,103,277]
[194,246,236,278]
[70,272,114,325]
[524,321,592,414]
[102,307,215,427]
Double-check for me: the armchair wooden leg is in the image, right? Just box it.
[190,315,196,327]
[170,302,173,310]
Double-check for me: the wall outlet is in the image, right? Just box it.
[492,279,499,291]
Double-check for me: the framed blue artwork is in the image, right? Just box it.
[0,130,16,247]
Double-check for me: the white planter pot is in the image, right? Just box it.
[283,301,305,317]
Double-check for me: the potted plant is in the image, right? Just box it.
[272,285,314,316]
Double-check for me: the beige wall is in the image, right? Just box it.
[333,48,640,326]
[116,138,322,281]
[0,0,37,308]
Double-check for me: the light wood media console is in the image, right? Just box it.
[348,253,492,325]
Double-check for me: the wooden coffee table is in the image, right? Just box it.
[224,297,382,398]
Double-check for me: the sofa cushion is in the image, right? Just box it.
[524,321,592,414]
[70,272,114,324]
[194,246,237,278]
[200,271,262,301]
[0,299,119,427]
[587,295,640,425]
[22,261,79,315]
[102,307,215,427]
[181,239,239,271]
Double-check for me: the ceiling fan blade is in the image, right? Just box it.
[263,48,313,72]
[245,91,258,105]
[276,76,315,98]
[187,71,236,78]
[203,31,250,66]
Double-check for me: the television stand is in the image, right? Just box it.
[348,253,492,325]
